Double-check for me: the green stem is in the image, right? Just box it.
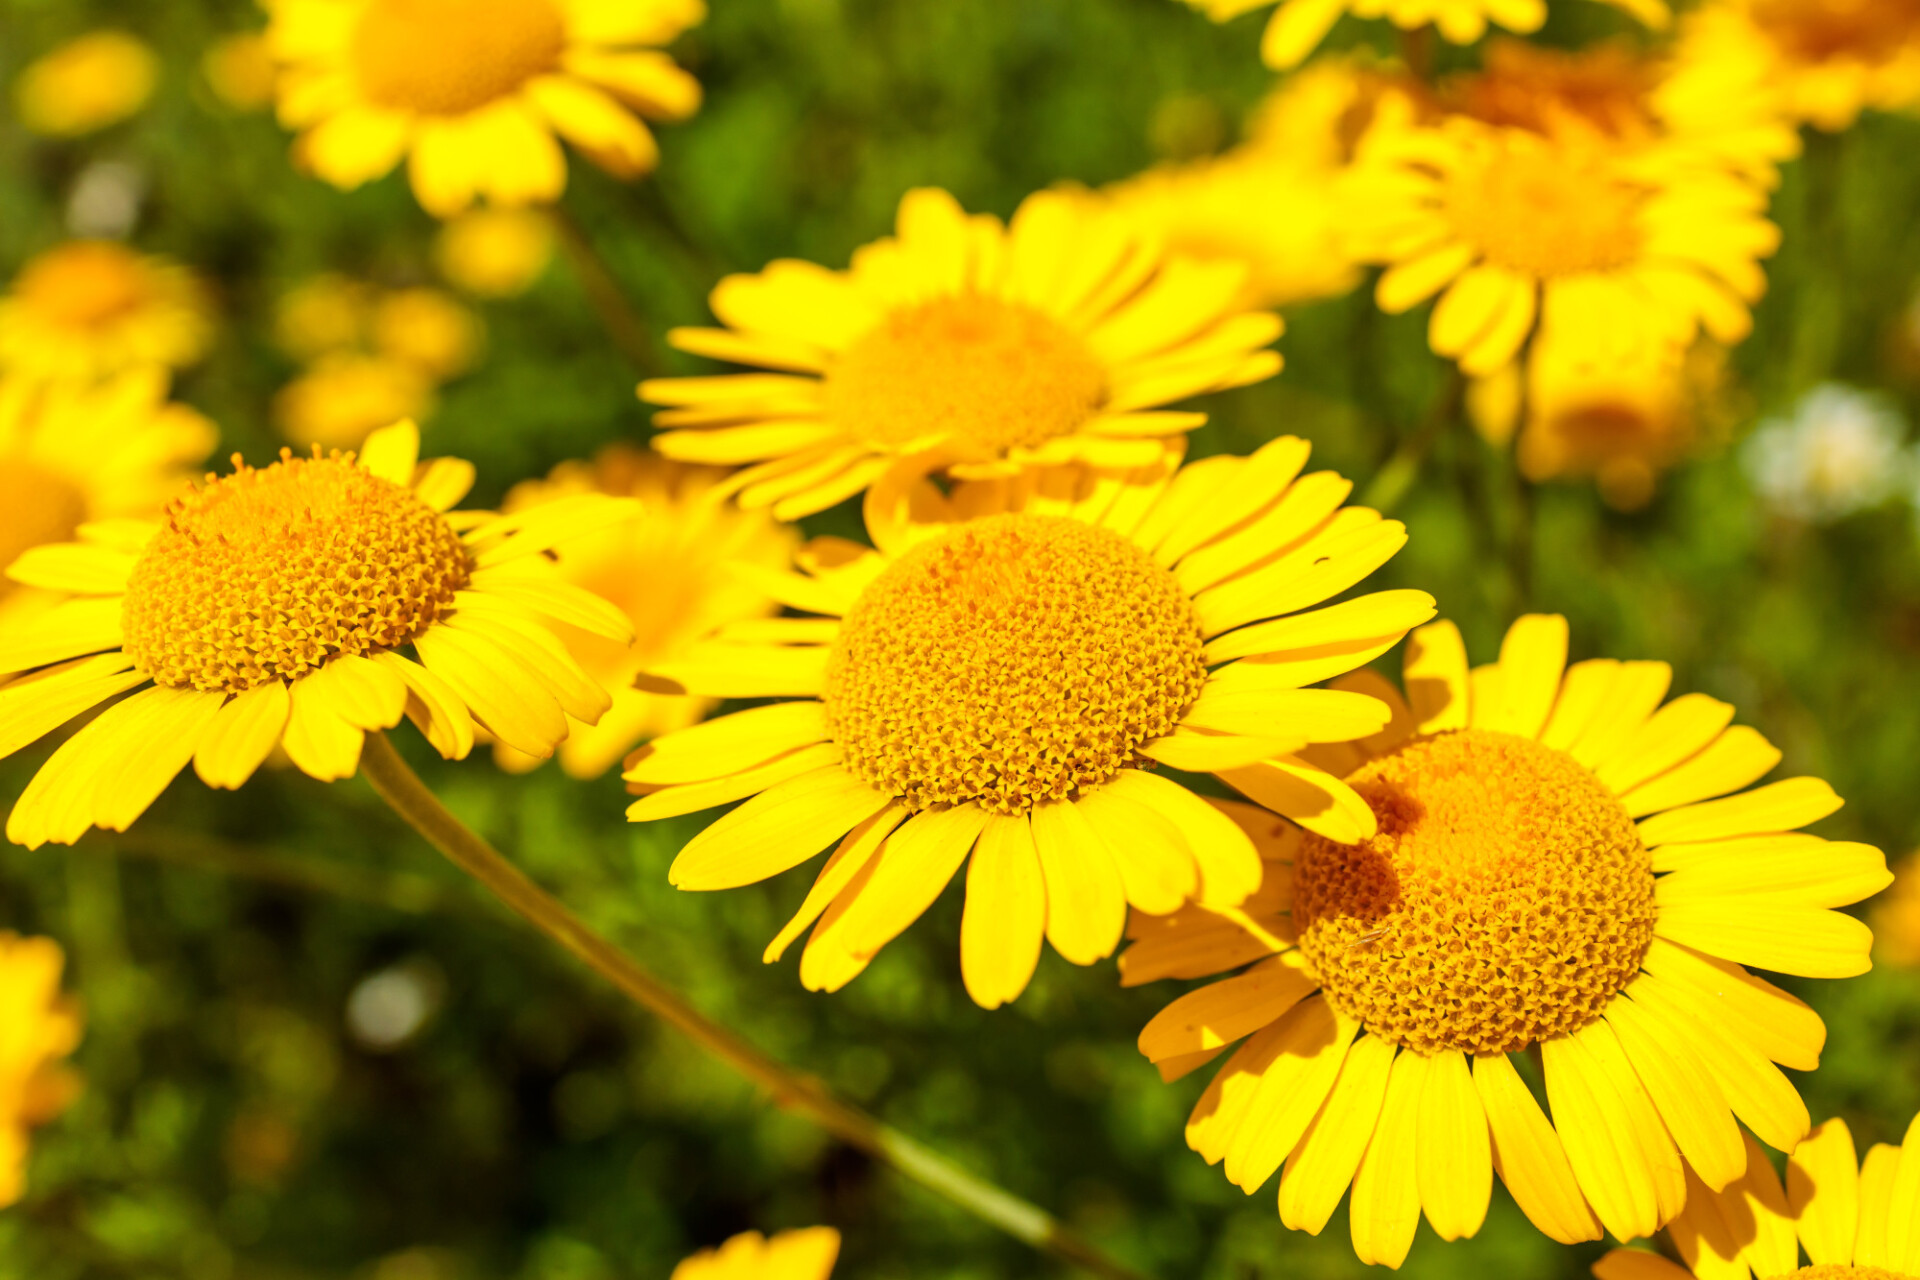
[552,206,657,374]
[358,733,1150,1280]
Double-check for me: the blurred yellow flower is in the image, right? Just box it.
[642,187,1284,518]
[0,242,213,383]
[266,0,706,216]
[1181,0,1669,71]
[1127,613,1887,1264]
[1872,854,1920,967]
[1675,0,1920,134]
[13,32,159,137]
[627,438,1432,1007]
[672,1227,840,1280]
[273,352,436,449]
[434,208,555,297]
[204,32,279,112]
[0,933,83,1208]
[496,448,796,779]
[371,288,481,380]
[275,274,374,362]
[0,420,638,849]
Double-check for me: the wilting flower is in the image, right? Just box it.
[0,242,212,383]
[672,1227,840,1280]
[13,32,158,137]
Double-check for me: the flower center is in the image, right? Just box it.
[0,460,87,601]
[349,0,566,116]
[15,242,149,329]
[1751,0,1920,66]
[823,513,1206,814]
[1446,140,1645,278]
[1766,1268,1915,1280]
[121,450,470,692]
[824,296,1108,458]
[1447,41,1656,144]
[1293,729,1656,1057]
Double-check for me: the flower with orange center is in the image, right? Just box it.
[12,31,158,137]
[0,933,83,1209]
[265,0,705,216]
[1675,0,1920,133]
[626,438,1434,1007]
[641,188,1284,519]
[493,448,796,779]
[673,1227,840,1280]
[0,242,212,383]
[1594,1110,1920,1280]
[0,420,638,848]
[1126,614,1888,1266]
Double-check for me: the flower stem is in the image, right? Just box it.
[551,206,657,374]
[358,733,1150,1280]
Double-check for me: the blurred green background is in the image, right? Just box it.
[3,0,1919,1276]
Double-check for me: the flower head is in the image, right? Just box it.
[1675,0,1920,133]
[1743,383,1912,523]
[627,439,1433,1007]
[642,187,1285,519]
[13,32,158,137]
[1127,614,1887,1264]
[1871,854,1920,968]
[672,1227,840,1280]
[0,420,637,848]
[434,207,555,297]
[0,933,83,1208]
[0,242,212,383]
[204,32,279,111]
[266,0,706,216]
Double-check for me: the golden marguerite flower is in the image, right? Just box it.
[640,187,1285,519]
[435,207,555,298]
[265,0,705,217]
[1674,0,1920,134]
[13,32,159,137]
[0,420,637,849]
[1126,614,1887,1265]
[0,933,83,1209]
[1593,1110,1920,1280]
[494,447,796,779]
[273,352,435,449]
[626,439,1434,1008]
[1181,0,1669,72]
[0,242,212,383]
[0,370,217,621]
[672,1227,840,1280]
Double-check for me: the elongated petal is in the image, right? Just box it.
[669,765,893,890]
[1474,1052,1603,1244]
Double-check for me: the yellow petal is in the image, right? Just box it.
[413,624,567,757]
[1202,589,1436,666]
[1626,973,1810,1153]
[1636,776,1843,846]
[764,804,907,964]
[1216,756,1377,845]
[5,543,139,595]
[1473,1052,1602,1244]
[1416,1049,1493,1241]
[1604,994,1744,1192]
[1568,662,1672,769]
[1075,784,1199,915]
[1638,938,1823,1071]
[638,644,830,699]
[625,701,828,786]
[358,419,420,484]
[281,675,366,782]
[1654,836,1890,909]
[1541,1020,1685,1243]
[1030,798,1129,966]
[1856,1142,1902,1268]
[1591,1251,1694,1280]
[626,742,843,821]
[369,651,475,761]
[960,813,1048,1009]
[1100,769,1262,909]
[1540,658,1619,750]
[1221,995,1359,1195]
[1596,694,1737,796]
[1278,1033,1396,1234]
[668,765,892,890]
[0,653,145,759]
[1788,1118,1859,1267]
[1376,240,1477,314]
[1889,1113,1920,1274]
[1620,726,1781,819]
[1477,613,1567,739]
[1137,952,1317,1063]
[1261,0,1347,68]
[838,802,989,959]
[1349,1047,1426,1268]
[1653,901,1872,979]
[0,597,125,675]
[192,682,292,790]
[1403,619,1469,732]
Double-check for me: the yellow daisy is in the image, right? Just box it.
[1126,613,1887,1265]
[1593,1109,1920,1280]
[204,31,279,112]
[672,1227,840,1280]
[640,187,1285,519]
[434,207,556,298]
[0,370,217,621]
[13,31,158,137]
[626,439,1434,1008]
[495,447,796,779]
[0,933,83,1209]
[265,0,705,217]
[1182,0,1670,72]
[0,242,213,383]
[273,352,436,449]
[0,419,637,849]
[1674,1,1920,134]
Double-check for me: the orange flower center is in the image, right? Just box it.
[825,295,1108,459]
[1750,0,1920,65]
[1447,39,1656,145]
[122,451,470,692]
[1294,729,1656,1056]
[1446,139,1645,278]
[823,513,1205,814]
[350,0,566,116]
[15,242,151,329]
[0,460,87,601]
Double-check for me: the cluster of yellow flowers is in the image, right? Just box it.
[2,0,1918,1273]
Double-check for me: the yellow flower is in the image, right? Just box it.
[0,370,217,618]
[1127,614,1887,1265]
[495,447,796,779]
[204,32,279,111]
[0,933,83,1208]
[1593,1110,1920,1280]
[1871,854,1920,968]
[13,32,159,137]
[672,1227,840,1280]
[627,439,1433,1008]
[273,352,436,449]
[1675,0,1920,134]
[1343,116,1779,379]
[0,242,213,383]
[642,187,1285,519]
[434,208,555,297]
[265,0,706,217]
[0,420,638,849]
[275,274,375,361]
[371,288,482,380]
[1182,0,1669,72]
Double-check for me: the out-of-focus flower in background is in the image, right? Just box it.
[344,956,448,1052]
[671,1227,840,1280]
[272,352,437,449]
[434,207,556,298]
[13,31,159,137]
[1742,382,1913,523]
[0,933,84,1208]
[1872,854,1920,967]
[64,161,150,241]
[1674,0,1920,133]
[0,242,212,382]
[370,288,482,382]
[202,31,277,111]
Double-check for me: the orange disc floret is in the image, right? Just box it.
[822,513,1206,814]
[1295,729,1656,1056]
[121,448,470,692]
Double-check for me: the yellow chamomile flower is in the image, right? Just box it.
[641,187,1285,519]
[13,32,159,137]
[1674,0,1920,134]
[1126,614,1887,1266]
[496,447,796,779]
[0,933,83,1209]
[265,0,706,217]
[0,242,213,383]
[0,370,217,621]
[434,207,556,298]
[273,352,436,449]
[204,32,280,111]
[1593,1110,1920,1280]
[672,1227,840,1280]
[0,420,638,849]
[626,439,1434,1008]
[1182,0,1670,72]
